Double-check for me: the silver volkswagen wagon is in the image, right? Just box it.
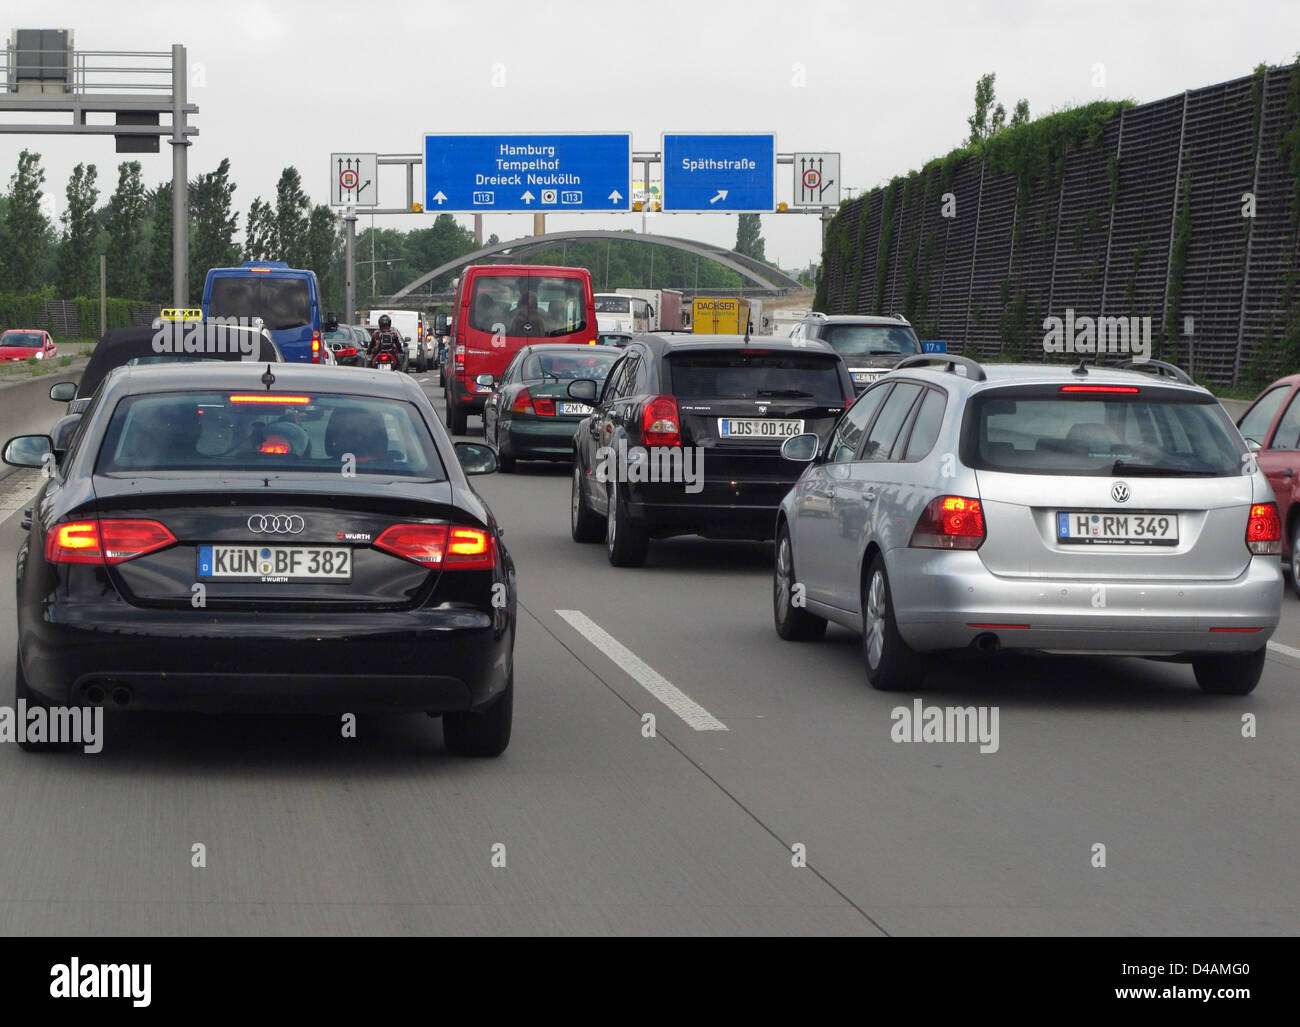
[773,355,1284,694]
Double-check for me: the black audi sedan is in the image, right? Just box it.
[5,363,516,756]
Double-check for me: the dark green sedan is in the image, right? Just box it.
[479,344,622,472]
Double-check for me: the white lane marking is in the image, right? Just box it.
[0,469,43,522]
[1267,640,1300,662]
[556,609,728,731]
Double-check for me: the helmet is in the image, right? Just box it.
[378,315,392,330]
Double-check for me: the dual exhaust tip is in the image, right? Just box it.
[83,683,133,707]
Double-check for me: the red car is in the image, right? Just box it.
[0,329,56,362]
[1237,373,1300,595]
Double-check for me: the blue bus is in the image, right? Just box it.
[202,262,323,364]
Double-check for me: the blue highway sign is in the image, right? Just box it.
[424,133,632,212]
[661,133,776,212]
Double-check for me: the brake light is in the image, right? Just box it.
[642,395,681,446]
[845,396,854,409]
[248,267,271,273]
[512,388,535,415]
[1058,385,1140,394]
[229,394,311,405]
[311,330,322,363]
[373,524,496,570]
[45,518,176,565]
[909,495,985,550]
[1246,502,1281,555]
[260,435,291,455]
[455,345,465,366]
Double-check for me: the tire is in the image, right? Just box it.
[861,553,925,691]
[1193,648,1265,695]
[442,672,513,757]
[773,525,827,641]
[1290,518,1300,601]
[438,366,446,387]
[492,418,516,472]
[571,463,603,542]
[606,483,649,567]
[13,645,63,753]
[446,392,467,435]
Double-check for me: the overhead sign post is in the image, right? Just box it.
[792,152,840,207]
[423,133,631,212]
[331,153,379,207]
[661,133,776,212]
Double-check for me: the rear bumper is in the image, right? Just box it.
[20,604,513,714]
[504,419,581,459]
[887,548,1284,654]
[625,479,791,539]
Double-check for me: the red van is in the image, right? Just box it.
[444,264,598,434]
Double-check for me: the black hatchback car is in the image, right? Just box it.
[5,363,516,756]
[568,334,853,565]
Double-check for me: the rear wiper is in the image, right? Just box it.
[1110,459,1217,477]
[868,349,901,355]
[758,389,813,398]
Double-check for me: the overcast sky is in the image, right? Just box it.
[4,0,1299,280]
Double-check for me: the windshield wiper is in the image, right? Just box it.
[1110,459,1217,477]
[758,389,813,398]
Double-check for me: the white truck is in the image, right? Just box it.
[769,307,810,338]
[594,293,653,333]
[615,288,684,332]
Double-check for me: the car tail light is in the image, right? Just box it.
[1246,502,1281,555]
[455,345,466,366]
[909,495,985,550]
[312,330,322,363]
[1058,385,1139,394]
[45,518,176,565]
[512,388,534,415]
[642,395,681,446]
[373,524,496,570]
[844,396,854,409]
[230,394,311,405]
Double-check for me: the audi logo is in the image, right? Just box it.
[1111,482,1131,504]
[247,514,305,534]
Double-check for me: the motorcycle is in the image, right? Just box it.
[368,332,401,372]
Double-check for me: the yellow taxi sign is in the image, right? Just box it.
[160,307,203,322]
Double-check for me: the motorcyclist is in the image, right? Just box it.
[370,315,403,368]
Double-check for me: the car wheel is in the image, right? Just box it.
[442,671,513,757]
[1290,518,1300,600]
[606,483,648,567]
[446,393,467,435]
[861,553,924,691]
[571,463,603,542]
[1192,648,1265,695]
[13,645,63,753]
[773,525,827,641]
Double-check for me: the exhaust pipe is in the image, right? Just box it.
[110,686,133,708]
[972,632,1000,654]
[84,683,106,705]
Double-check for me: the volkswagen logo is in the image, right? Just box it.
[1111,482,1131,504]
[247,514,305,534]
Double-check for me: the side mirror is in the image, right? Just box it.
[475,374,497,390]
[50,414,81,458]
[780,432,820,463]
[49,381,77,402]
[1246,438,1262,453]
[454,441,498,475]
[434,314,449,334]
[325,312,339,330]
[567,379,599,403]
[3,434,54,469]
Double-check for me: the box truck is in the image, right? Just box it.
[691,296,751,334]
[616,288,684,332]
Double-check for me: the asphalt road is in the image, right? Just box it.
[0,370,1296,936]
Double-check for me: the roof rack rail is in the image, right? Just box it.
[1113,358,1195,386]
[889,312,910,323]
[892,353,987,382]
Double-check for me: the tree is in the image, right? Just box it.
[487,232,500,246]
[968,73,1028,146]
[735,213,766,262]
[273,167,310,265]
[406,214,477,289]
[3,149,52,293]
[1010,98,1031,129]
[303,203,340,306]
[245,197,275,260]
[190,158,240,300]
[56,163,100,297]
[146,181,174,302]
[106,161,148,297]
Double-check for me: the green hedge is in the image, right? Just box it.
[0,293,155,336]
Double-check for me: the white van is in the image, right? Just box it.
[366,309,427,371]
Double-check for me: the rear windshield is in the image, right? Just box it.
[520,348,620,382]
[468,275,588,337]
[820,324,919,357]
[964,387,1246,476]
[1,332,43,347]
[96,391,445,479]
[595,296,630,313]
[668,351,846,404]
[209,276,312,331]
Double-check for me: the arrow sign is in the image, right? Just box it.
[432,190,447,205]
[709,189,728,204]
[330,154,379,207]
[608,189,622,204]
[661,134,775,211]
[521,190,535,205]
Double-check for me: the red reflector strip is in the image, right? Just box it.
[1059,385,1140,393]
[1209,627,1262,633]
[229,395,312,404]
[967,623,1029,630]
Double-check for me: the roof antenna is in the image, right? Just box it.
[262,364,276,390]
[1072,358,1089,376]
